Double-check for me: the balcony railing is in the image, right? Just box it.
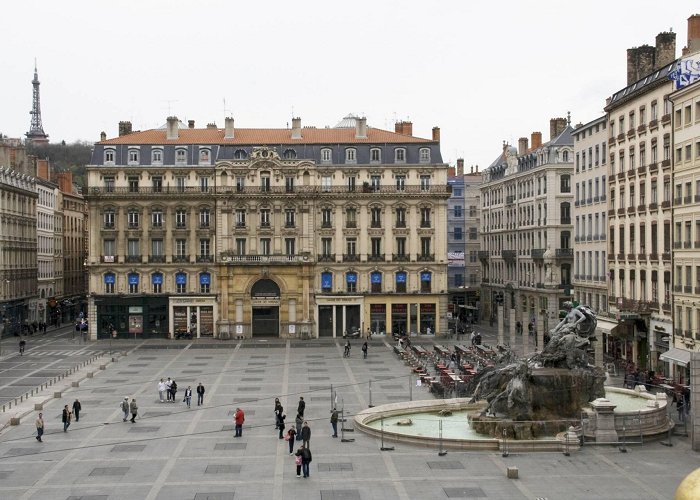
[417,254,435,262]
[318,254,335,262]
[149,255,165,263]
[555,248,573,258]
[346,221,357,228]
[321,222,332,228]
[220,254,306,264]
[343,254,360,262]
[502,250,516,261]
[532,249,545,259]
[638,165,646,174]
[392,253,410,262]
[367,254,385,262]
[125,255,141,263]
[173,255,189,263]
[662,252,671,261]
[478,251,489,260]
[420,221,432,228]
[196,255,213,263]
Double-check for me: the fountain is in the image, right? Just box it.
[355,303,672,450]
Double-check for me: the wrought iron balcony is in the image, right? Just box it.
[367,254,385,262]
[392,253,410,262]
[343,254,360,262]
[318,254,335,262]
[149,255,165,263]
[125,255,141,263]
[196,255,213,263]
[532,249,545,259]
[502,250,516,261]
[173,255,189,263]
[417,254,435,262]
[555,248,573,258]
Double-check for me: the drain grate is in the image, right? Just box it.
[443,487,486,498]
[427,461,464,470]
[205,464,241,474]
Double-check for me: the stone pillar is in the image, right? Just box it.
[589,398,618,443]
[537,312,545,352]
[509,308,516,353]
[691,353,700,451]
[594,328,604,368]
[497,304,504,346]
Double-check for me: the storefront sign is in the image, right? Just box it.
[321,272,332,289]
[128,306,143,314]
[176,273,187,285]
[251,298,280,306]
[128,273,139,285]
[104,273,115,284]
[396,272,407,283]
[200,273,211,285]
[346,273,357,284]
[152,273,163,285]
[420,272,432,282]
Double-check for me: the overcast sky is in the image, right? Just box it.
[1,1,696,169]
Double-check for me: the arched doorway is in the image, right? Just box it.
[251,279,280,336]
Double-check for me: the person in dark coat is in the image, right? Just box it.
[295,413,303,441]
[169,380,178,403]
[72,399,81,422]
[62,405,71,432]
[297,396,305,417]
[301,421,311,449]
[299,444,312,478]
[330,408,339,437]
[196,383,205,406]
[286,427,296,454]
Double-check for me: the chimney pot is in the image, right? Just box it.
[432,126,440,142]
[655,31,676,71]
[188,119,195,129]
[166,116,179,140]
[531,132,542,149]
[100,131,106,141]
[291,117,302,139]
[224,117,235,139]
[355,117,368,139]
[456,158,464,176]
[118,121,132,137]
[518,137,529,155]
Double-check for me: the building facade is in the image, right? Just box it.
[604,31,677,371]
[480,119,574,338]
[447,160,467,329]
[36,159,58,325]
[571,116,610,362]
[86,115,450,339]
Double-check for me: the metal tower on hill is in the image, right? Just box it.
[25,61,49,144]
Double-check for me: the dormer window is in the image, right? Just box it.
[345,148,357,164]
[151,148,163,165]
[370,148,381,163]
[128,148,140,165]
[419,148,430,163]
[104,148,115,165]
[395,148,406,163]
[234,149,247,160]
[283,149,297,159]
[176,148,187,165]
[321,148,332,164]
[199,148,211,165]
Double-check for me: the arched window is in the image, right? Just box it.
[175,148,187,165]
[321,272,332,292]
[199,148,211,164]
[394,148,406,163]
[151,148,163,165]
[151,272,163,294]
[199,272,211,293]
[128,273,140,294]
[419,148,431,163]
[345,148,357,164]
[370,148,381,163]
[370,271,382,293]
[321,148,332,164]
[283,149,297,159]
[346,272,357,293]
[104,148,115,165]
[175,272,187,294]
[395,271,407,293]
[104,273,116,294]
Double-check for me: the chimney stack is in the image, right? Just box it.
[36,158,50,180]
[456,158,464,176]
[627,45,656,84]
[432,126,440,142]
[188,120,195,129]
[655,32,677,70]
[118,121,132,137]
[355,117,367,139]
[224,117,235,139]
[206,122,217,129]
[55,171,74,193]
[549,118,568,140]
[100,131,106,141]
[470,165,474,174]
[688,14,700,54]
[395,121,413,136]
[291,117,302,139]
[518,137,529,155]
[166,116,179,140]
[531,132,542,149]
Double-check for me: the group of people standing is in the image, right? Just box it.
[35,399,82,441]
[156,378,206,407]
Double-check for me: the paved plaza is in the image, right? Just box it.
[0,335,696,500]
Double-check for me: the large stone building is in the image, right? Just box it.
[35,159,58,325]
[663,14,700,382]
[85,115,449,339]
[603,31,677,371]
[571,115,610,365]
[480,119,574,344]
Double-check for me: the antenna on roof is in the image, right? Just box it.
[223,98,233,118]
[162,100,179,116]
[567,111,571,126]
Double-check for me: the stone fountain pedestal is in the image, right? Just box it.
[589,398,618,443]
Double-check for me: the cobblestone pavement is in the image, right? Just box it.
[0,336,695,500]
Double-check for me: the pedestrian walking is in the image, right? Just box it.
[362,342,368,359]
[35,413,44,442]
[275,400,285,438]
[295,413,303,441]
[121,397,130,421]
[158,379,166,403]
[343,340,351,357]
[129,399,138,423]
[234,407,245,437]
[277,413,286,439]
[286,427,297,454]
[169,380,178,403]
[19,338,26,356]
[297,396,305,417]
[165,378,173,402]
[330,407,339,437]
[72,399,81,422]
[300,444,312,478]
[196,383,205,406]
[294,445,303,477]
[62,405,72,432]
[184,386,192,407]
[301,421,311,449]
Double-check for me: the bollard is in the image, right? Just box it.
[87,372,93,378]
[34,403,43,411]
[100,365,106,370]
[507,467,519,479]
[10,417,20,426]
